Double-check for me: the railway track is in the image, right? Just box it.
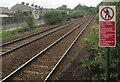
[44,18,93,82]
[0,21,75,56]
[2,17,88,79]
[1,17,93,81]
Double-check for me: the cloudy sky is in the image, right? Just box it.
[0,0,102,9]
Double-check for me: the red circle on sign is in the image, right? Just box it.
[100,7,114,20]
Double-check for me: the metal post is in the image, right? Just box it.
[105,47,110,81]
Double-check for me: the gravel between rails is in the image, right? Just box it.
[9,17,92,81]
[2,17,89,79]
[1,22,73,55]
[50,17,95,80]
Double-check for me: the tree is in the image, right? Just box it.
[15,9,23,27]
[26,12,35,29]
[74,4,83,10]
[44,10,66,25]
[15,9,24,22]
[57,5,67,10]
[70,10,85,19]
[74,4,97,15]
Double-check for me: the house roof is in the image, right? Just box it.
[0,7,14,14]
[11,4,33,13]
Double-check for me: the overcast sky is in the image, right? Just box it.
[0,0,102,9]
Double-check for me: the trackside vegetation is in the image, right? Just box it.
[26,12,35,30]
[44,10,66,25]
[1,10,37,39]
[2,4,97,39]
[44,4,97,25]
[81,2,120,80]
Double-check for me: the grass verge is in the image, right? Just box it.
[0,24,45,40]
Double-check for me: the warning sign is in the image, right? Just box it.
[99,6,116,21]
[99,6,116,47]
[101,7,114,20]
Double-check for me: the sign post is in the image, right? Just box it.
[99,6,116,80]
[105,47,110,80]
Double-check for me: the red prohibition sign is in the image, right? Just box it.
[100,7,114,20]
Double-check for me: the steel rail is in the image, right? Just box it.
[0,22,74,56]
[44,18,93,82]
[1,19,88,82]
[0,21,74,47]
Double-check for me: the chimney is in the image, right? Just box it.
[21,2,25,5]
[31,4,34,7]
[26,3,29,6]
[41,7,43,10]
[35,5,37,8]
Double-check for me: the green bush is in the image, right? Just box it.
[44,10,66,25]
[70,10,85,19]
[84,27,99,47]
[26,13,35,29]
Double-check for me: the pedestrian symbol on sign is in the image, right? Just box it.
[100,7,114,20]
[105,8,110,19]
